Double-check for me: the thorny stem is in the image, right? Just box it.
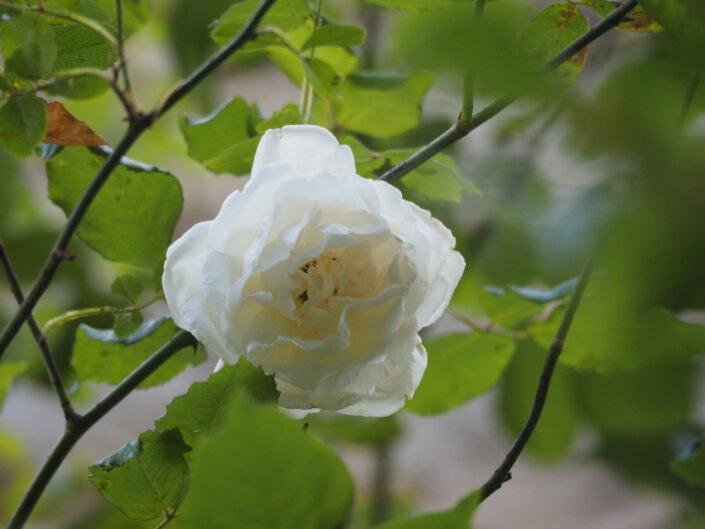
[0,0,278,362]
[0,243,78,424]
[479,249,596,501]
[377,0,639,184]
[6,331,198,529]
[0,0,117,47]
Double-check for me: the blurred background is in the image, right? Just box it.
[2,0,705,527]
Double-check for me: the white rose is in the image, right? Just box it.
[163,125,464,417]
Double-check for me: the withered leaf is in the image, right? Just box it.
[44,101,106,146]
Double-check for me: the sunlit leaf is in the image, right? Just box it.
[302,24,365,49]
[407,333,515,415]
[178,394,354,529]
[110,274,143,305]
[211,0,312,45]
[155,359,278,446]
[53,24,115,70]
[89,429,190,520]
[0,96,47,156]
[46,146,183,269]
[72,316,205,388]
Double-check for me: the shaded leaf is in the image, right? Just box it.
[113,311,143,338]
[509,277,577,304]
[672,439,705,489]
[44,101,106,146]
[72,316,206,388]
[1,13,57,79]
[0,362,27,410]
[178,394,354,529]
[204,136,260,175]
[155,359,278,446]
[46,146,183,269]
[110,274,143,304]
[336,71,434,138]
[478,287,544,329]
[639,0,705,58]
[302,24,365,49]
[520,2,590,84]
[340,135,385,178]
[407,333,515,415]
[89,429,190,521]
[0,96,47,156]
[372,492,479,529]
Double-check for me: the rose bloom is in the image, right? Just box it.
[163,125,464,417]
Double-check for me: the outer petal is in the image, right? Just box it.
[251,125,357,180]
[162,221,232,360]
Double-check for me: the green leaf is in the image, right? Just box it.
[499,340,579,461]
[638,0,705,55]
[179,96,260,162]
[372,492,479,529]
[111,274,143,304]
[254,102,299,134]
[204,136,261,175]
[336,71,434,138]
[54,24,116,70]
[46,146,183,269]
[340,135,385,178]
[533,305,705,372]
[1,13,57,78]
[576,1,663,32]
[478,287,544,329]
[0,96,47,157]
[578,362,696,435]
[44,74,110,100]
[508,278,577,304]
[113,311,143,338]
[91,0,151,37]
[302,24,366,49]
[672,440,705,489]
[89,429,190,521]
[211,0,312,45]
[364,0,464,10]
[155,359,278,447]
[0,362,27,410]
[303,57,341,99]
[72,316,206,388]
[306,413,402,446]
[407,333,515,415]
[385,150,478,203]
[520,1,591,83]
[178,394,354,529]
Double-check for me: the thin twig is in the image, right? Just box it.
[0,242,78,425]
[0,0,279,361]
[0,0,117,47]
[479,249,596,501]
[0,68,112,100]
[460,0,486,126]
[115,0,133,95]
[370,442,392,526]
[6,330,197,529]
[377,0,639,184]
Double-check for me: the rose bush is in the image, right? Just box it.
[163,125,464,416]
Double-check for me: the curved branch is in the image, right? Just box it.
[0,0,278,361]
[377,0,639,184]
[6,330,197,529]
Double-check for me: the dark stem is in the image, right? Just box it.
[0,0,278,361]
[6,330,197,529]
[479,250,596,501]
[377,0,638,184]
[370,443,392,526]
[0,242,78,425]
[115,0,133,96]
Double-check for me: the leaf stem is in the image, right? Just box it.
[115,0,133,96]
[478,249,596,501]
[6,330,197,529]
[0,68,113,100]
[0,242,79,425]
[0,0,118,48]
[377,0,638,184]
[460,0,486,127]
[0,0,278,361]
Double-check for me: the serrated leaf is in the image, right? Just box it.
[111,274,143,304]
[0,96,47,156]
[178,394,354,529]
[72,316,205,388]
[336,71,434,138]
[372,492,479,529]
[46,146,183,269]
[155,359,278,446]
[113,311,143,338]
[89,429,189,521]
[499,340,579,461]
[44,101,106,146]
[508,277,577,304]
[0,362,27,410]
[302,24,365,49]
[672,440,705,489]
[520,2,591,84]
[1,13,57,79]
[211,0,312,45]
[407,333,515,415]
[179,96,260,162]
[54,24,116,70]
